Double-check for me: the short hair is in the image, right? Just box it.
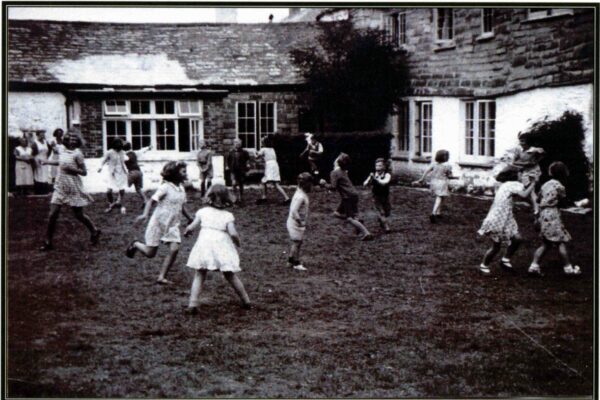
[111,137,124,151]
[375,157,389,171]
[123,142,132,151]
[262,135,273,147]
[297,172,313,190]
[495,165,520,183]
[206,184,233,208]
[63,131,84,148]
[336,153,351,170]
[435,150,450,163]
[53,128,64,138]
[161,161,187,184]
[549,161,569,182]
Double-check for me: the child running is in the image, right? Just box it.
[528,161,581,276]
[512,133,545,215]
[126,161,193,285]
[413,149,456,223]
[123,141,151,208]
[256,135,290,205]
[226,138,251,206]
[477,166,534,274]
[363,158,392,233]
[287,172,313,271]
[40,131,101,251]
[184,184,251,313]
[299,133,324,183]
[98,137,129,214]
[196,139,213,197]
[320,153,373,241]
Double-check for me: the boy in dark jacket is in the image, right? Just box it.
[227,138,250,206]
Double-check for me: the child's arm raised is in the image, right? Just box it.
[363,173,374,187]
[515,182,535,199]
[226,222,241,247]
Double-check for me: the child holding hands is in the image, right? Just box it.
[126,161,193,285]
[184,184,251,313]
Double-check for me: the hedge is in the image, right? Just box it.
[271,131,392,184]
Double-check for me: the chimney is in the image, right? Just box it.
[215,8,237,23]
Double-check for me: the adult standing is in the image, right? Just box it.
[32,129,50,194]
[14,135,34,196]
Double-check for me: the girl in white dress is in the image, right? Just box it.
[98,137,129,214]
[126,161,193,285]
[14,136,34,195]
[184,184,251,313]
[412,150,457,223]
[32,130,50,194]
[255,135,290,205]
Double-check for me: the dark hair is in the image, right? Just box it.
[53,128,64,138]
[161,161,187,184]
[63,131,84,149]
[495,165,520,183]
[549,161,570,183]
[206,184,233,208]
[297,172,313,191]
[111,137,124,151]
[435,150,449,163]
[336,153,351,170]
[123,142,132,151]
[375,157,390,172]
[262,135,273,147]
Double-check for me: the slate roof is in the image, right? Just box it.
[8,19,322,86]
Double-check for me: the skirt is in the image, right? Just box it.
[262,160,281,183]
[539,207,571,242]
[106,169,128,191]
[186,229,240,272]
[15,161,34,186]
[430,178,449,197]
[287,217,306,241]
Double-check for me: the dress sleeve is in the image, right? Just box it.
[151,183,168,202]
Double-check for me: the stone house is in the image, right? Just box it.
[8,20,319,191]
[291,7,594,191]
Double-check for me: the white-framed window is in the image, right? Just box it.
[528,8,573,21]
[236,101,278,149]
[385,12,407,46]
[395,101,410,152]
[179,100,202,116]
[435,8,454,42]
[104,100,128,115]
[481,9,494,34]
[102,99,203,152]
[464,100,496,160]
[415,101,432,156]
[69,100,81,126]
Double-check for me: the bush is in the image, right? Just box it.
[272,131,392,184]
[520,111,590,200]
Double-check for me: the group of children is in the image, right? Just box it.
[35,129,585,314]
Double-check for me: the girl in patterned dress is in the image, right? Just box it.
[477,166,535,274]
[528,162,581,276]
[40,131,101,251]
[14,136,34,196]
[412,150,456,223]
[256,135,290,205]
[98,137,129,214]
[184,184,251,313]
[126,161,193,285]
[511,133,545,215]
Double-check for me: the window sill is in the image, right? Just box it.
[433,41,456,52]
[458,160,494,169]
[392,154,410,161]
[525,12,573,23]
[475,32,495,42]
[412,155,432,163]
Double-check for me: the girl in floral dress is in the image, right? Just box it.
[528,162,581,276]
[126,161,193,285]
[413,150,456,223]
[40,131,101,251]
[477,166,534,274]
[184,184,251,313]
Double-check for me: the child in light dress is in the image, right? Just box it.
[256,135,290,205]
[126,161,193,285]
[31,129,50,194]
[320,153,373,241]
[413,149,456,223]
[287,172,313,271]
[98,137,129,214]
[512,133,545,215]
[477,166,534,274]
[40,131,101,251]
[528,162,581,276]
[184,184,251,313]
[14,136,34,196]
[48,128,65,187]
[363,158,392,233]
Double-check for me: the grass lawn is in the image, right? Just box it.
[6,185,595,397]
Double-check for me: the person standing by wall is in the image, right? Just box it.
[31,129,51,194]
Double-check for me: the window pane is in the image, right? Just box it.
[180,102,190,114]
[156,120,176,150]
[131,101,150,114]
[190,101,200,114]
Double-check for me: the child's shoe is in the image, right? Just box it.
[241,302,252,310]
[280,198,291,206]
[479,263,491,275]
[40,241,53,251]
[563,265,582,275]
[184,306,199,315]
[90,229,102,245]
[125,240,138,258]
[528,264,543,276]
[120,206,127,215]
[293,264,307,271]
[256,198,267,205]
[333,211,347,219]
[500,258,515,272]
[360,233,374,241]
[429,214,436,223]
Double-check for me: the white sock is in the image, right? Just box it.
[501,257,510,262]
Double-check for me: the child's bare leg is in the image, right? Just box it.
[289,240,302,263]
[504,237,521,259]
[223,271,251,306]
[531,191,539,214]
[274,183,289,201]
[133,242,158,258]
[106,189,114,204]
[530,240,549,267]
[45,204,61,245]
[482,240,501,266]
[189,270,207,307]
[432,196,443,216]
[71,207,98,235]
[347,217,371,237]
[136,187,146,203]
[157,242,180,282]
[557,242,572,267]
[261,183,268,199]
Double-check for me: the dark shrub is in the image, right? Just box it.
[8,136,20,192]
[520,111,590,200]
[272,131,392,184]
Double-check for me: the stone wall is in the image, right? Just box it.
[8,92,67,137]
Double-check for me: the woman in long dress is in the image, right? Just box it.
[32,130,50,194]
[14,136,34,196]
